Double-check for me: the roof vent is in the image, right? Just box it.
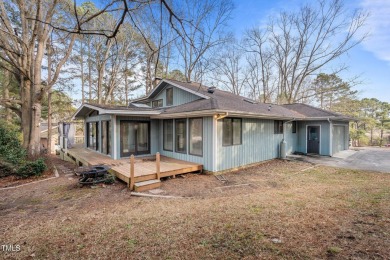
[244,98,258,104]
[207,87,216,93]
[268,105,272,111]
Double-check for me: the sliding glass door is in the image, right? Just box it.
[102,121,111,155]
[120,121,150,157]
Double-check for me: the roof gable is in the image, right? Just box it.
[132,79,210,103]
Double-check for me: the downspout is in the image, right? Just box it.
[213,112,228,172]
[281,118,296,159]
[283,118,296,141]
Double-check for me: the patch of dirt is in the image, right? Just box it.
[0,159,389,259]
[158,159,312,197]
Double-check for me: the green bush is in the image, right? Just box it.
[0,121,26,165]
[0,159,17,178]
[16,158,47,178]
[0,121,47,178]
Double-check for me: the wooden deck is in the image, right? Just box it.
[61,145,203,187]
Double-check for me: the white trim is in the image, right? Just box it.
[72,103,161,119]
[131,79,210,103]
[152,110,218,119]
[72,104,100,119]
[102,110,160,115]
[154,110,297,120]
[305,124,321,154]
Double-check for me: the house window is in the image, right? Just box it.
[274,120,283,134]
[292,121,297,133]
[163,119,173,151]
[166,88,173,106]
[87,122,99,150]
[189,118,203,156]
[175,119,187,153]
[152,99,163,108]
[222,118,242,146]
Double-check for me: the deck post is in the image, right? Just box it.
[129,155,135,190]
[64,137,68,153]
[156,152,160,180]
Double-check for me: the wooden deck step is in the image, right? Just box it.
[134,179,161,192]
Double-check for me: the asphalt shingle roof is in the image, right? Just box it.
[80,80,349,120]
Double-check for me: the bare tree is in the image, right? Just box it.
[243,28,276,102]
[266,0,367,104]
[0,0,232,156]
[174,0,234,82]
[242,0,367,104]
[0,0,77,156]
[211,42,248,95]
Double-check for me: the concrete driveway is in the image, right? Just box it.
[289,147,390,173]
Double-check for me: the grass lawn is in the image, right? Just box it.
[1,159,389,259]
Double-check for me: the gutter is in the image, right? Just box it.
[215,112,228,120]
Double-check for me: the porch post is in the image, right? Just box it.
[156,152,160,180]
[129,154,135,190]
[112,115,117,159]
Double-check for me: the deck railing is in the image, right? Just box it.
[129,152,161,191]
[74,136,84,144]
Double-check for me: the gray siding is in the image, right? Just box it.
[296,120,331,156]
[85,114,111,122]
[151,84,201,107]
[159,117,214,171]
[216,118,298,172]
[332,121,349,155]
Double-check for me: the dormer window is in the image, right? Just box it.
[152,99,163,108]
[166,88,173,106]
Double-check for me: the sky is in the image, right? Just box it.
[231,0,390,102]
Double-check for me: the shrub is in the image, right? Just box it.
[0,121,26,165]
[16,158,47,178]
[0,159,17,178]
[0,121,47,179]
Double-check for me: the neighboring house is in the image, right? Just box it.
[73,79,351,172]
[40,123,59,154]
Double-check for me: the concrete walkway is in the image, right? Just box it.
[288,147,390,173]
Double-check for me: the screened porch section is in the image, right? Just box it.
[85,120,112,156]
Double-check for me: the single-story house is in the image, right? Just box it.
[40,122,59,154]
[73,79,351,172]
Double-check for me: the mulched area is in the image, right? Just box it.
[0,156,62,189]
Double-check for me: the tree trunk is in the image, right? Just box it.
[97,41,113,104]
[380,122,384,147]
[47,91,52,154]
[88,37,92,102]
[29,102,42,157]
[3,70,12,122]
[47,43,52,154]
[370,128,373,146]
[21,77,32,150]
[125,59,128,104]
[80,39,85,103]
